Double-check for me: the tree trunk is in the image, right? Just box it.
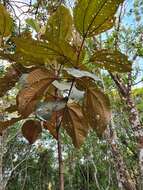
[110,73,143,189]
[0,135,4,190]
[106,124,137,190]
[125,96,143,189]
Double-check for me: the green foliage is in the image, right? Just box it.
[0,0,132,148]
[45,5,72,42]
[26,18,40,33]
[74,0,124,37]
[0,4,13,37]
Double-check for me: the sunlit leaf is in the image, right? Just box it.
[63,102,89,148]
[45,5,72,41]
[22,120,42,144]
[0,4,13,37]
[14,37,79,66]
[83,87,111,136]
[90,49,132,72]
[26,18,40,33]
[74,0,124,37]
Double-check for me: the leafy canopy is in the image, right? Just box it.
[0,0,131,148]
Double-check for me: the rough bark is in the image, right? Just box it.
[106,125,137,190]
[110,72,143,189]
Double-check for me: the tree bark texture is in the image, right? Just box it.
[107,126,136,190]
[110,73,143,189]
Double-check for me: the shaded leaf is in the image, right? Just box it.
[43,113,58,139]
[83,87,111,136]
[90,49,132,72]
[26,18,40,33]
[74,0,123,37]
[45,5,72,41]
[0,117,22,134]
[0,65,22,97]
[22,120,42,144]
[63,103,89,148]
[5,105,17,113]
[0,4,13,37]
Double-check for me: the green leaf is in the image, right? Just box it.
[26,18,40,33]
[45,5,72,41]
[74,0,124,37]
[90,49,132,72]
[14,37,79,66]
[0,4,13,37]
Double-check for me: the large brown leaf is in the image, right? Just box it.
[22,120,42,144]
[17,69,55,117]
[27,68,55,85]
[17,79,54,117]
[83,87,111,136]
[63,103,89,148]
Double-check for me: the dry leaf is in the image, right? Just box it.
[22,120,42,144]
[63,103,89,148]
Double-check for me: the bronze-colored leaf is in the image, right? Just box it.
[63,103,89,148]
[0,65,21,97]
[27,68,55,85]
[22,120,42,144]
[90,49,132,72]
[43,113,58,139]
[17,79,54,117]
[83,87,111,136]
[17,68,56,117]
[0,117,22,135]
